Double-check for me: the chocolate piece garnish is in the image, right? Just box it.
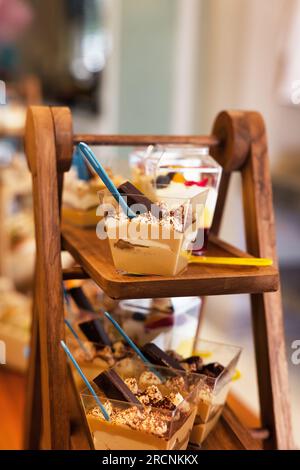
[141,343,185,371]
[78,318,112,346]
[201,362,225,378]
[181,355,203,372]
[132,311,146,321]
[166,350,184,362]
[93,369,140,404]
[118,181,162,219]
[156,397,176,411]
[68,287,93,312]
[156,174,172,187]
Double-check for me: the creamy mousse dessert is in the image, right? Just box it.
[82,360,203,450]
[103,181,197,276]
[140,340,241,446]
[179,356,230,445]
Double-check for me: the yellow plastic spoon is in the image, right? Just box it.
[188,255,273,267]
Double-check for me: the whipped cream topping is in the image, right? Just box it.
[198,383,213,402]
[157,182,218,228]
[87,370,193,437]
[88,404,169,436]
[124,377,139,395]
[108,201,189,231]
[139,371,162,388]
[165,376,186,392]
[72,340,132,365]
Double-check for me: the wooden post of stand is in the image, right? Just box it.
[24,106,73,449]
[212,110,294,450]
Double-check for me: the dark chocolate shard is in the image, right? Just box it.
[78,318,112,346]
[155,397,176,411]
[68,287,93,312]
[156,174,172,187]
[132,311,146,322]
[201,362,225,378]
[141,343,185,371]
[117,181,162,219]
[166,350,184,362]
[181,355,203,372]
[93,369,140,404]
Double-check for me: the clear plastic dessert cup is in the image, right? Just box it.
[154,334,242,445]
[97,192,206,276]
[113,296,201,346]
[191,340,241,445]
[130,145,222,253]
[80,358,205,450]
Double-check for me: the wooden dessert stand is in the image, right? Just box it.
[23,106,294,450]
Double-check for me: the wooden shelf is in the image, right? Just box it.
[62,221,279,299]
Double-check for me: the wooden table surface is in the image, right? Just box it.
[0,368,26,450]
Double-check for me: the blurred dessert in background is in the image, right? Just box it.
[112,296,200,347]
[62,152,124,227]
[0,277,31,371]
[0,104,26,137]
[67,336,134,386]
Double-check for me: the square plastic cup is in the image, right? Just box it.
[191,340,241,445]
[130,145,222,253]
[97,191,206,276]
[80,358,206,450]
[153,334,242,445]
[112,296,201,347]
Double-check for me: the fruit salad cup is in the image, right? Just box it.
[130,145,222,253]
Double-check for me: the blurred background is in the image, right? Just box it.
[0,0,299,449]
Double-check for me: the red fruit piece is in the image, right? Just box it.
[184,177,208,187]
